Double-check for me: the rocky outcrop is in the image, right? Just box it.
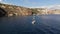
[0,3,32,17]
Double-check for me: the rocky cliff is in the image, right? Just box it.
[0,3,60,17]
[0,3,32,17]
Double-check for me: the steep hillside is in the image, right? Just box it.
[0,3,32,17]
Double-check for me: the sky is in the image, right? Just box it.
[0,0,60,8]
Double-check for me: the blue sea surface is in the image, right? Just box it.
[0,15,60,34]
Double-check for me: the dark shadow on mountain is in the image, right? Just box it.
[0,8,7,17]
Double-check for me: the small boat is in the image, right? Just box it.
[32,20,35,24]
